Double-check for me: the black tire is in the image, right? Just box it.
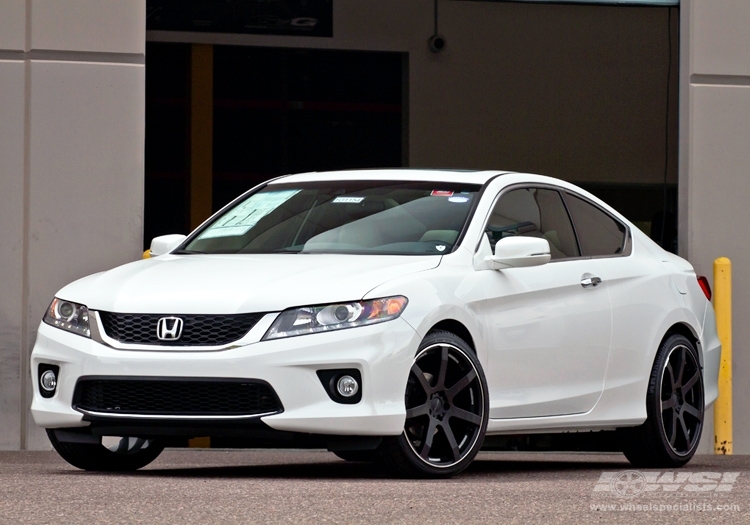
[620,334,704,468]
[332,450,378,462]
[379,330,489,478]
[47,430,165,471]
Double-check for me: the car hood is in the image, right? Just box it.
[57,254,442,314]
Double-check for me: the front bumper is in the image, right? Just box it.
[31,316,420,437]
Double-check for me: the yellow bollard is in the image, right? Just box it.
[713,257,732,454]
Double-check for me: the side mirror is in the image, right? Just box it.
[490,236,551,269]
[149,234,187,257]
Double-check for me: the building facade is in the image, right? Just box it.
[0,0,747,453]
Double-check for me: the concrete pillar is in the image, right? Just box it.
[0,0,146,449]
[680,0,750,453]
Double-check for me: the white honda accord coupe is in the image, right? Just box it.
[31,169,720,477]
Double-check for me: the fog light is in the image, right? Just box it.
[336,375,359,398]
[317,369,362,404]
[40,370,57,393]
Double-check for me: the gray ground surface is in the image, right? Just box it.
[1,450,748,524]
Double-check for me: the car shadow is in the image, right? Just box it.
[49,452,631,481]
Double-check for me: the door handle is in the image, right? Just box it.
[581,276,602,288]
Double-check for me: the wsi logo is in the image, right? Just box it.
[594,471,740,498]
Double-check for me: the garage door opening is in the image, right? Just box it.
[144,44,405,247]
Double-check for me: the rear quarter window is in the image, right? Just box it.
[564,193,629,257]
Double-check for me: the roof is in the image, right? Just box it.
[270,168,510,185]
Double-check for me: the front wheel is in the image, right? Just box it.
[379,330,489,478]
[621,334,704,468]
[47,430,165,471]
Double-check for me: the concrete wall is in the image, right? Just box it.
[0,0,26,450]
[681,0,750,453]
[0,0,146,449]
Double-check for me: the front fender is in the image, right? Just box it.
[365,264,490,365]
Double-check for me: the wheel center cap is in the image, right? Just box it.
[672,393,682,412]
[429,394,448,420]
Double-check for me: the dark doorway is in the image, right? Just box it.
[144,42,191,248]
[144,43,405,247]
[212,46,405,209]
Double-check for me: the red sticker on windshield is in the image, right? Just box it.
[430,190,454,197]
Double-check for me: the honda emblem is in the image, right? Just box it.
[156,317,184,341]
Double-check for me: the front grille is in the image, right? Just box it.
[73,378,283,417]
[98,312,264,346]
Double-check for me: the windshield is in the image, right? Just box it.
[183,180,481,255]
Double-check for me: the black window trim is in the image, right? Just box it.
[476,183,632,261]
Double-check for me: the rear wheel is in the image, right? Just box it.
[47,430,165,471]
[379,330,488,478]
[621,334,704,467]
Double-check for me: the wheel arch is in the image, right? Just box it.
[660,322,701,364]
[426,319,476,353]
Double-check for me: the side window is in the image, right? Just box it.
[564,193,628,257]
[485,188,580,259]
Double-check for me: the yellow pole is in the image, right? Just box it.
[187,45,213,449]
[713,257,732,454]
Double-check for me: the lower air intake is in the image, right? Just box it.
[73,378,283,417]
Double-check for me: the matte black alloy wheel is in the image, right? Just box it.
[659,343,704,456]
[379,331,488,478]
[621,334,704,468]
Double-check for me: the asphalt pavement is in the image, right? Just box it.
[1,449,748,524]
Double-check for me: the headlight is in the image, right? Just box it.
[263,296,408,340]
[43,298,91,338]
